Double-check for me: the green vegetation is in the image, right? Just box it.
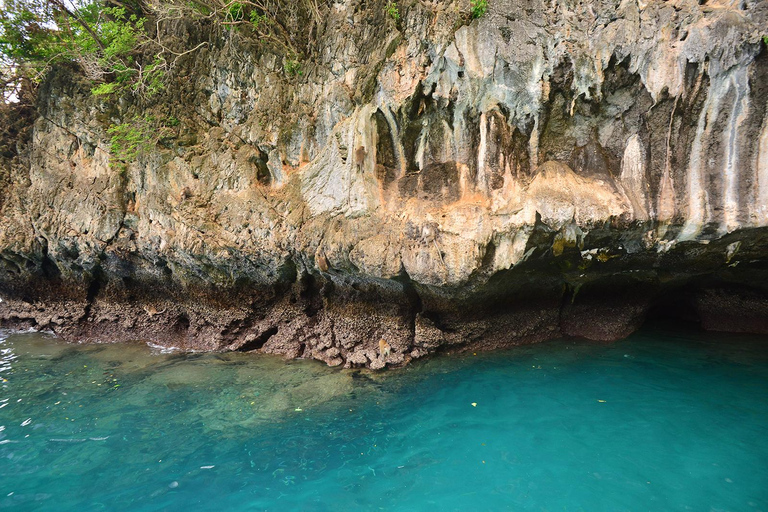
[0,1,170,166]
[107,116,155,163]
[470,0,488,19]
[250,10,268,30]
[386,2,400,22]
[1,1,324,100]
[284,54,302,77]
[107,112,179,166]
[226,2,245,23]
[1,2,161,101]
[1,0,325,166]
[187,1,212,16]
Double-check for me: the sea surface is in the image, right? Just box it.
[1,325,767,511]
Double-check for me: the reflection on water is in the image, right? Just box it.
[1,325,767,511]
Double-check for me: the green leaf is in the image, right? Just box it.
[91,82,119,96]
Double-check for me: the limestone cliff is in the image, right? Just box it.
[1,0,768,368]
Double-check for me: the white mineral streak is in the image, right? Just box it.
[414,124,426,171]
[679,71,722,241]
[657,95,679,222]
[477,112,489,192]
[722,65,750,233]
[528,117,540,172]
[297,0,765,282]
[526,57,546,171]
[679,61,751,240]
[620,134,648,220]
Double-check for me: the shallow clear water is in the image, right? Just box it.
[1,326,767,511]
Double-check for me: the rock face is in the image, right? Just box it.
[1,0,768,368]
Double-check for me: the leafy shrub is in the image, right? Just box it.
[227,2,245,23]
[285,55,302,77]
[107,116,155,163]
[470,0,488,19]
[250,11,268,30]
[1,2,163,101]
[386,2,400,22]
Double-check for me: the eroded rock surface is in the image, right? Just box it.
[2,0,768,368]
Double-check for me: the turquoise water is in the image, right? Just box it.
[1,326,767,511]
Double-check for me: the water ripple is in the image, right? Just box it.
[0,328,765,511]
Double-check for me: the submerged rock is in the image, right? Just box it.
[1,0,768,368]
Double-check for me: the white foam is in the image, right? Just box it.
[147,342,181,354]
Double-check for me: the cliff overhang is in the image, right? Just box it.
[1,0,768,368]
